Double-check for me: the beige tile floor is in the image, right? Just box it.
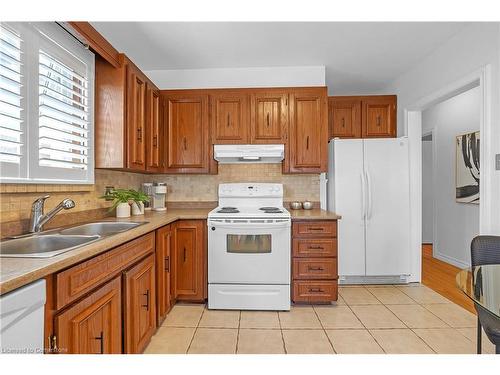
[145,284,495,354]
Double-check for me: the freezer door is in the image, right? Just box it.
[332,139,366,276]
[364,138,411,275]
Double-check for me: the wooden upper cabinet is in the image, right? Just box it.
[156,225,172,325]
[211,92,249,144]
[250,91,288,143]
[173,220,205,302]
[126,64,147,171]
[123,254,156,354]
[288,88,328,173]
[328,97,361,139]
[54,277,122,354]
[162,92,210,173]
[95,54,161,171]
[146,86,162,172]
[362,95,397,138]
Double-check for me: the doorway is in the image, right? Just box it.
[405,66,492,288]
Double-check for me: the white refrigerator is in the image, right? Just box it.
[327,138,411,282]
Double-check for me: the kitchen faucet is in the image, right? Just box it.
[29,195,76,233]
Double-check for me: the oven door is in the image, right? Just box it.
[208,219,291,284]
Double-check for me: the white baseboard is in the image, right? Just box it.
[434,251,470,269]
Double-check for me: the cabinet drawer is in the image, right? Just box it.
[292,238,337,257]
[292,221,337,237]
[56,233,155,309]
[292,258,337,280]
[292,280,338,303]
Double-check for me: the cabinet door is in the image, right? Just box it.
[54,277,122,354]
[328,97,362,139]
[211,92,249,144]
[155,225,172,325]
[288,89,327,173]
[146,85,162,172]
[361,96,397,138]
[250,91,288,143]
[124,254,156,354]
[163,93,210,173]
[173,220,205,302]
[126,66,147,171]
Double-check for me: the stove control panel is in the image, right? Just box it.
[219,183,283,198]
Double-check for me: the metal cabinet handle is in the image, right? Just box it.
[308,245,324,250]
[183,247,187,262]
[376,115,381,126]
[137,127,142,142]
[164,256,170,272]
[142,289,150,311]
[183,137,187,150]
[227,113,230,127]
[309,288,324,293]
[153,135,158,148]
[308,266,324,271]
[307,227,324,231]
[341,118,345,128]
[266,113,270,127]
[306,136,309,150]
[94,331,104,354]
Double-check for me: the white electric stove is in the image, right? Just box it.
[207,183,291,311]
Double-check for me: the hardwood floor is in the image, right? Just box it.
[421,244,475,314]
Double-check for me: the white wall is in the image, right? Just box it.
[422,87,480,267]
[422,138,433,244]
[381,23,500,235]
[145,66,326,89]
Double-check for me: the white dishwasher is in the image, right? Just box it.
[0,279,46,354]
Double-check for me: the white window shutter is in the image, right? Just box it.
[0,22,94,184]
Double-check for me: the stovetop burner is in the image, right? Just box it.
[259,206,284,213]
[217,206,240,213]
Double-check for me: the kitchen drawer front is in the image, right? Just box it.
[292,258,337,280]
[292,221,337,237]
[292,280,338,303]
[56,233,155,309]
[292,238,337,257]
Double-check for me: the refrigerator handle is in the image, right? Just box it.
[360,172,366,220]
[365,170,373,220]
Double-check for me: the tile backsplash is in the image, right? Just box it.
[147,164,320,203]
[0,164,319,226]
[0,170,144,224]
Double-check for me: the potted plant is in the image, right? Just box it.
[129,189,149,215]
[100,189,133,218]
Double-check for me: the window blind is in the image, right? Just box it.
[0,24,23,165]
[38,49,89,170]
[0,22,94,184]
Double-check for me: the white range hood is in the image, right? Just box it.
[214,144,284,164]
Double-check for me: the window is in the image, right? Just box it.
[0,22,94,184]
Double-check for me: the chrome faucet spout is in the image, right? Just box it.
[29,196,75,233]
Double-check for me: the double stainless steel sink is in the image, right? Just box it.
[0,221,147,258]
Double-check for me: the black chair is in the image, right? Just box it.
[470,235,500,354]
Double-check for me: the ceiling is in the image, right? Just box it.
[91,22,470,94]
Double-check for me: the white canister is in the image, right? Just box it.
[116,202,131,218]
[131,201,144,215]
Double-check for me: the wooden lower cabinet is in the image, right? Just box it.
[173,220,206,302]
[54,276,122,354]
[156,224,172,325]
[123,254,157,354]
[291,220,338,304]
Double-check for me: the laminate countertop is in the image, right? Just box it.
[0,208,340,295]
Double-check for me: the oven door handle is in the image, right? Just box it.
[208,220,291,230]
